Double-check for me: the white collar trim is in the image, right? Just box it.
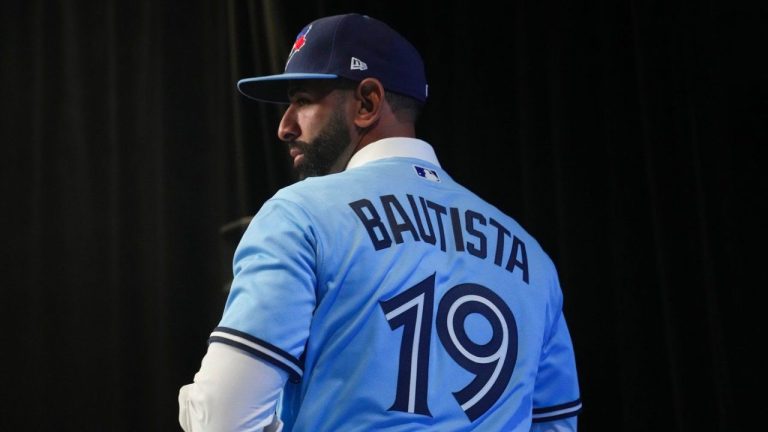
[346,137,441,170]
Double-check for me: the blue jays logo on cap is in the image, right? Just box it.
[286,24,312,68]
[413,165,440,182]
[237,13,428,104]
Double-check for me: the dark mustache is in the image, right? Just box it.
[288,141,310,153]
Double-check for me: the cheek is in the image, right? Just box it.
[297,107,326,137]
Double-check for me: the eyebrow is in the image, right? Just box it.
[287,86,305,99]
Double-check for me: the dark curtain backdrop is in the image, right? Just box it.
[1,0,762,430]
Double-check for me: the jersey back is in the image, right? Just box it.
[216,156,580,431]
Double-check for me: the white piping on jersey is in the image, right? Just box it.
[345,137,441,170]
[210,330,303,378]
[531,401,583,420]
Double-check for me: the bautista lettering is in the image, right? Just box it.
[349,194,529,284]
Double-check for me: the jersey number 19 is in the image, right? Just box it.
[379,273,518,422]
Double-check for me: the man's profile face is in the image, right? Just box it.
[279,80,354,180]
[288,109,350,180]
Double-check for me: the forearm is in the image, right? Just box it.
[179,342,287,432]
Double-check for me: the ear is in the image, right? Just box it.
[353,78,385,129]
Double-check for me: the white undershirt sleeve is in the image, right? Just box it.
[179,342,288,432]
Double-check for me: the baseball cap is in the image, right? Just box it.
[237,13,428,104]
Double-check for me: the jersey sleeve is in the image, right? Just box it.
[213,197,320,382]
[531,272,582,423]
[529,416,577,431]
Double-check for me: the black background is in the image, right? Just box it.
[1,0,763,430]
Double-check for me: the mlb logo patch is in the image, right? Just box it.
[413,165,440,182]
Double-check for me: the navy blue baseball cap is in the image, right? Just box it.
[237,13,428,104]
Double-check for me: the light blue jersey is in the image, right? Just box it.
[214,139,581,431]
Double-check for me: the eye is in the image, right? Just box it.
[288,92,312,107]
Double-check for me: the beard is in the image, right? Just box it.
[289,109,351,180]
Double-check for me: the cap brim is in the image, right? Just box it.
[237,73,339,103]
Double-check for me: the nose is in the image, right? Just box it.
[277,105,299,142]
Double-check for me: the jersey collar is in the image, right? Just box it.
[346,137,441,170]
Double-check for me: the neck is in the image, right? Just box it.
[357,122,415,150]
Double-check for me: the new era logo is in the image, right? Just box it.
[350,57,368,71]
[413,165,440,182]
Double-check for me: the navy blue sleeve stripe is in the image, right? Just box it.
[531,398,582,422]
[208,327,303,382]
[532,398,582,414]
[208,337,301,383]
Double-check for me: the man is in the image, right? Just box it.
[179,13,581,431]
